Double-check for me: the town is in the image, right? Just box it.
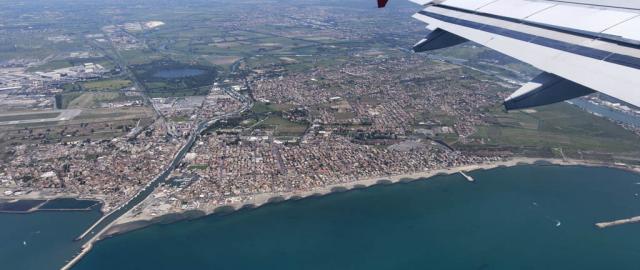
[2,0,640,233]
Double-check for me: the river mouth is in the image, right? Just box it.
[152,69,206,79]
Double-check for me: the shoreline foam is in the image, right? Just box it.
[37,157,639,269]
[103,157,636,237]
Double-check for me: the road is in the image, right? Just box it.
[62,84,252,270]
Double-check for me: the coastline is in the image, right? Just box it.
[5,156,635,270]
[103,157,636,237]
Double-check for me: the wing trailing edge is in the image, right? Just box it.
[406,0,640,110]
[504,72,596,110]
[409,28,599,111]
[412,28,467,52]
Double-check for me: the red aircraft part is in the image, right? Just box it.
[378,0,389,8]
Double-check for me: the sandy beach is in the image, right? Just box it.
[105,157,637,236]
[53,156,640,270]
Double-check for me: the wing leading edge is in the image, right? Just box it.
[385,0,640,110]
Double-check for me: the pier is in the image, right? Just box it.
[75,214,108,240]
[596,216,640,228]
[459,171,474,182]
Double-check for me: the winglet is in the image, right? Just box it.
[378,0,389,8]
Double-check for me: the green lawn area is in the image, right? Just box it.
[188,164,209,170]
[0,112,61,122]
[256,115,308,137]
[470,103,640,155]
[170,115,191,122]
[251,102,294,114]
[67,92,121,108]
[27,57,117,72]
[56,92,83,109]
[81,79,132,91]
[27,60,73,72]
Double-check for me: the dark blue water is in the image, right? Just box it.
[74,165,640,270]
[0,207,101,270]
[0,200,45,212]
[153,69,205,79]
[39,199,98,210]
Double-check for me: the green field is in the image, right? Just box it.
[81,79,132,91]
[469,103,640,157]
[0,112,61,122]
[27,57,116,72]
[67,92,122,108]
[188,164,209,170]
[55,92,83,109]
[27,60,73,72]
[256,115,308,137]
[251,102,294,114]
[73,107,152,121]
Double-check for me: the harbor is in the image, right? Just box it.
[61,85,252,270]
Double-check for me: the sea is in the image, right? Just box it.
[3,165,640,270]
[0,204,101,270]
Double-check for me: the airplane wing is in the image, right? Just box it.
[385,0,640,110]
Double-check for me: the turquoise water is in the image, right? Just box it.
[74,165,640,270]
[152,69,206,79]
[0,207,101,270]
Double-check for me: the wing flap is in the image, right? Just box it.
[504,72,595,110]
[412,28,467,52]
[412,6,640,108]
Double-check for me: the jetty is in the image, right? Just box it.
[596,215,640,228]
[60,85,252,270]
[459,171,474,182]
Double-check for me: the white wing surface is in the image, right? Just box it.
[403,0,640,110]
